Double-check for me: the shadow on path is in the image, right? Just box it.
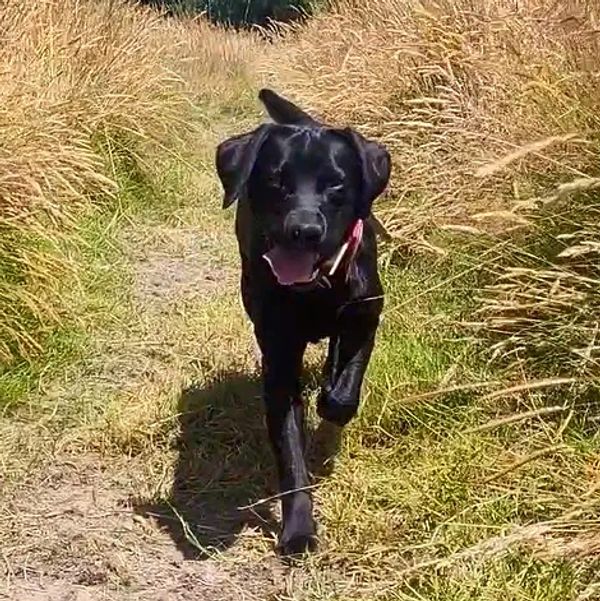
[134,367,342,559]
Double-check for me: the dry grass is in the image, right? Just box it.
[255,1,600,596]
[263,0,600,383]
[0,0,260,365]
[473,180,600,379]
[159,16,261,111]
[263,0,600,237]
[2,1,600,599]
[0,0,179,362]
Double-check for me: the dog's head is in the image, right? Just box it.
[216,89,391,286]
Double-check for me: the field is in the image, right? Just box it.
[1,1,599,599]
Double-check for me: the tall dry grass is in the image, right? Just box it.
[263,0,600,236]
[0,0,180,362]
[0,0,259,364]
[263,0,600,379]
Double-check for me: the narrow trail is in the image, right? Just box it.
[0,142,316,599]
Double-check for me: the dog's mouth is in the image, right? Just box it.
[262,220,364,287]
[262,246,320,286]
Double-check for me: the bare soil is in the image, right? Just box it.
[127,225,238,308]
[1,455,287,601]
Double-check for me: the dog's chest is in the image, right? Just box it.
[290,293,343,342]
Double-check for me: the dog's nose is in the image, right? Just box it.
[290,222,324,244]
[284,210,325,246]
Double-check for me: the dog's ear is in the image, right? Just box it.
[258,88,317,126]
[215,124,272,209]
[342,128,391,219]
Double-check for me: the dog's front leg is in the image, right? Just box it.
[262,338,316,555]
[318,306,382,427]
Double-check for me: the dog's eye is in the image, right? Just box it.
[266,170,294,193]
[327,184,345,204]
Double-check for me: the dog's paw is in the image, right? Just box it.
[317,390,358,427]
[278,527,317,557]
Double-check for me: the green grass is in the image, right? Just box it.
[2,63,600,601]
[0,217,123,412]
[3,142,599,599]
[396,555,590,601]
[0,328,84,412]
[266,250,599,599]
[0,140,184,414]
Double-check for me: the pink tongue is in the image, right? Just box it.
[262,246,318,285]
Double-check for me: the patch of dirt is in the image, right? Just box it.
[126,225,238,308]
[0,211,284,599]
[1,456,286,601]
[0,220,315,600]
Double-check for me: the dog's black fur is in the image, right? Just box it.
[215,89,391,556]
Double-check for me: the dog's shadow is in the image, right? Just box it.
[134,367,341,559]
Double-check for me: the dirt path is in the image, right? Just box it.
[2,454,289,601]
[0,201,312,600]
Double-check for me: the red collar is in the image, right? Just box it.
[314,219,364,288]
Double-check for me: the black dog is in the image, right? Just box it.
[215,89,391,555]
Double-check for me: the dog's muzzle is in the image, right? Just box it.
[263,219,364,289]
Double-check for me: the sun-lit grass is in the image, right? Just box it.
[263,0,600,235]
[0,0,177,362]
[262,0,600,381]
[2,0,600,599]
[250,257,592,599]
[255,2,600,595]
[0,0,261,365]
